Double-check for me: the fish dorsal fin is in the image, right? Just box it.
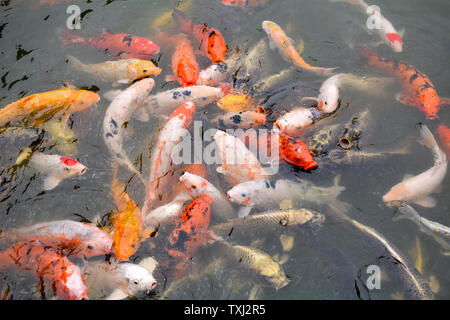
[138,256,159,274]
[133,107,149,122]
[414,196,436,208]
[43,175,62,191]
[104,89,123,101]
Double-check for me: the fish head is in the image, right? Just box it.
[386,33,403,53]
[226,183,254,206]
[181,194,214,228]
[262,21,277,35]
[123,264,158,297]
[179,172,208,197]
[72,90,100,112]
[419,87,440,120]
[83,227,113,257]
[59,156,87,178]
[136,39,161,57]
[253,110,267,125]
[207,30,227,63]
[382,184,408,207]
[254,253,290,290]
[318,85,339,113]
[134,61,161,79]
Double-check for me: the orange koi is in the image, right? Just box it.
[108,168,150,261]
[0,89,99,128]
[356,46,446,120]
[172,9,228,63]
[166,36,199,87]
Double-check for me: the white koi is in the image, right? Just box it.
[383,124,447,208]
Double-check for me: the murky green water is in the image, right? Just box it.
[0,0,449,300]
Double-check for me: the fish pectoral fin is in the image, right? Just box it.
[268,38,277,51]
[133,107,150,122]
[237,206,252,218]
[141,228,154,240]
[117,79,131,84]
[165,75,177,82]
[42,175,63,191]
[414,196,437,208]
[395,92,417,107]
[398,28,406,38]
[104,89,123,101]
[106,288,128,300]
[402,174,414,181]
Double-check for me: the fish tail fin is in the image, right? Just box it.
[418,124,446,163]
[67,55,85,71]
[58,28,86,45]
[172,9,192,34]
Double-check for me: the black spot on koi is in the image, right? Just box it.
[122,36,133,47]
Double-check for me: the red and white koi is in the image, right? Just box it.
[0,241,89,300]
[142,102,196,215]
[383,124,447,208]
[28,152,87,190]
[179,172,236,220]
[213,130,270,186]
[1,220,112,258]
[103,78,155,180]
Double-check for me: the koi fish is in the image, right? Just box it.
[179,172,236,220]
[356,46,445,120]
[307,124,340,156]
[0,89,99,128]
[164,195,214,280]
[220,242,290,290]
[60,29,160,59]
[145,85,224,116]
[0,220,112,258]
[166,35,199,86]
[221,0,268,12]
[211,108,266,129]
[262,21,336,76]
[274,107,322,137]
[142,102,196,215]
[0,241,88,300]
[217,92,259,112]
[327,147,409,168]
[437,125,450,158]
[197,62,228,86]
[278,131,317,170]
[103,78,154,180]
[67,55,161,87]
[213,129,271,186]
[172,9,228,63]
[329,0,404,52]
[227,177,345,217]
[84,258,157,300]
[27,152,87,190]
[396,205,450,250]
[210,208,325,238]
[383,124,447,208]
[108,167,150,261]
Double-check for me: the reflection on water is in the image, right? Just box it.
[0,0,449,300]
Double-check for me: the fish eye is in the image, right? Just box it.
[324,101,328,105]
[143,69,148,73]
[241,193,247,197]
[134,280,139,285]
[87,245,93,250]
[64,167,71,172]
